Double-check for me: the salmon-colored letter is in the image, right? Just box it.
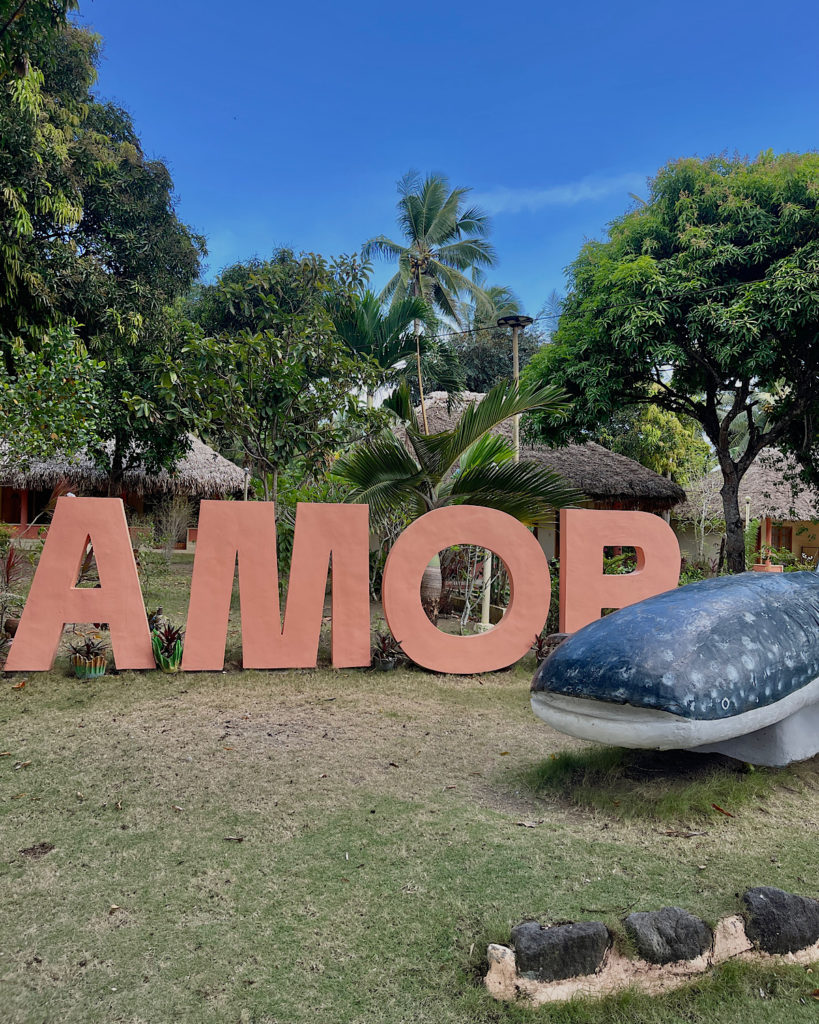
[382,506,550,674]
[182,501,370,670]
[559,509,681,633]
[5,497,153,671]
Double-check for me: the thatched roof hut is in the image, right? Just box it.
[0,435,245,498]
[415,392,686,512]
[678,452,819,522]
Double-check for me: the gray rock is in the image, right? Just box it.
[511,920,610,981]
[743,887,819,954]
[624,907,713,964]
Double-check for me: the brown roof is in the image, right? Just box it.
[415,392,686,510]
[679,451,819,522]
[0,435,245,498]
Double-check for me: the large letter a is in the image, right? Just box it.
[5,497,153,671]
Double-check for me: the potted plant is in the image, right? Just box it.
[152,620,184,673]
[69,637,108,679]
[371,629,401,671]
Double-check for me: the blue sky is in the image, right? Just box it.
[79,0,819,315]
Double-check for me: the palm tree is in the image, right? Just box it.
[463,282,522,329]
[364,171,496,432]
[330,290,433,406]
[332,379,583,619]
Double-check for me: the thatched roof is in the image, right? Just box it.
[0,435,245,498]
[415,392,686,511]
[678,452,819,522]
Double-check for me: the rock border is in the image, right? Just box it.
[486,888,819,1005]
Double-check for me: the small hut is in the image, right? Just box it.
[676,453,819,565]
[416,392,686,558]
[0,435,245,547]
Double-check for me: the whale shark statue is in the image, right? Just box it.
[531,570,819,766]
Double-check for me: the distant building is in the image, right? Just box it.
[0,434,244,549]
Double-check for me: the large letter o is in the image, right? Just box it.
[382,506,550,674]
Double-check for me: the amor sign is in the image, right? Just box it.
[5,498,681,674]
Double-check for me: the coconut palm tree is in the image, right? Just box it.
[363,171,496,432]
[332,378,583,619]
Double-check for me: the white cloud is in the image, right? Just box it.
[473,173,648,214]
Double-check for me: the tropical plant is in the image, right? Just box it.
[371,626,402,668]
[364,171,496,431]
[332,379,583,617]
[329,290,433,405]
[151,620,184,673]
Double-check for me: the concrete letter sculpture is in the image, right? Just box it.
[531,571,819,766]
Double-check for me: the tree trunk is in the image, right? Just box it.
[719,467,746,573]
[107,437,125,498]
[414,317,429,435]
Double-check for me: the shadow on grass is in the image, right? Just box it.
[519,745,815,820]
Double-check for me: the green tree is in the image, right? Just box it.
[1,20,204,488]
[183,250,380,505]
[525,152,819,572]
[364,171,496,431]
[0,324,103,472]
[590,402,712,485]
[0,6,87,345]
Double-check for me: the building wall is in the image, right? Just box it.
[674,519,819,567]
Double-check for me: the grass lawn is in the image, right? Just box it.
[1,560,818,1023]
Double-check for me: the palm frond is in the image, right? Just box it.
[332,434,428,521]
[363,235,408,263]
[458,432,515,473]
[440,379,572,469]
[382,379,420,430]
[435,239,497,271]
[445,458,584,526]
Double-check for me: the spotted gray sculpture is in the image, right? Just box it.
[531,571,819,766]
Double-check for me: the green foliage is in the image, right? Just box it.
[524,151,819,572]
[183,250,381,502]
[679,557,717,585]
[0,324,104,470]
[590,401,712,484]
[447,324,543,395]
[329,288,434,397]
[333,378,583,528]
[0,19,203,483]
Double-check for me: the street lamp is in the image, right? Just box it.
[497,313,534,461]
